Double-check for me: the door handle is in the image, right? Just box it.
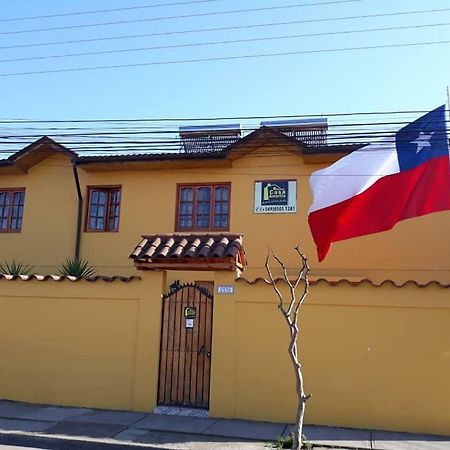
[198,346,204,354]
[206,351,211,357]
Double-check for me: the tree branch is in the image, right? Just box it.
[264,252,287,315]
[265,245,310,450]
[271,250,293,289]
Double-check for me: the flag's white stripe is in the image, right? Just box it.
[309,136,400,213]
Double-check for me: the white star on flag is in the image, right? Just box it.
[411,131,434,154]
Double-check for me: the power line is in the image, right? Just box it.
[1,125,449,142]
[2,22,449,64]
[2,119,450,137]
[2,145,449,160]
[0,124,418,133]
[1,129,448,151]
[0,141,446,154]
[1,7,449,51]
[1,39,449,77]
[0,134,447,147]
[0,0,360,35]
[0,0,224,22]
[0,131,447,144]
[0,108,448,124]
[0,137,394,146]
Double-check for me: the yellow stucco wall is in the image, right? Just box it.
[0,154,78,274]
[0,144,449,284]
[0,140,449,435]
[210,272,450,435]
[0,271,448,435]
[0,272,165,411]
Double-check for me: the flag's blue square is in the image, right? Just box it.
[396,105,449,172]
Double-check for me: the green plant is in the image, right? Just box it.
[0,260,35,276]
[273,434,312,449]
[274,434,294,449]
[59,258,96,278]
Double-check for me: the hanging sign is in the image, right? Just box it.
[185,318,194,328]
[254,180,297,214]
[184,306,197,319]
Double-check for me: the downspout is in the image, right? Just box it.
[72,160,83,260]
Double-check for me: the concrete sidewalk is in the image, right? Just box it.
[0,400,448,450]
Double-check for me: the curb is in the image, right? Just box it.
[0,429,380,450]
[0,430,172,450]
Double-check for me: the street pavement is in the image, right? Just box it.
[0,399,449,450]
[0,447,46,449]
[0,447,46,450]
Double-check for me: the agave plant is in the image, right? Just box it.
[59,258,96,278]
[0,260,35,276]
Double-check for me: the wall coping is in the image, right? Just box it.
[236,276,450,289]
[0,274,141,283]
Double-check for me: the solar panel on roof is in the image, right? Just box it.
[179,123,242,153]
[261,118,328,146]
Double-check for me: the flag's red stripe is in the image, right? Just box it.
[308,155,450,262]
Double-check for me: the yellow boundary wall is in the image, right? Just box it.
[0,272,165,412]
[0,272,449,435]
[211,272,450,436]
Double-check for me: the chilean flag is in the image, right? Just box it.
[308,105,450,262]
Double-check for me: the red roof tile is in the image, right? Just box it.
[130,233,246,271]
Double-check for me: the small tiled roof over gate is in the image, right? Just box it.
[130,233,246,271]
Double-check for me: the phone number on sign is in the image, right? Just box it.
[255,206,296,213]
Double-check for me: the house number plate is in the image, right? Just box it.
[217,285,234,294]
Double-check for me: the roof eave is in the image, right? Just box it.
[134,256,240,271]
[0,133,366,174]
[1,136,77,173]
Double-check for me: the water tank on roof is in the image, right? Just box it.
[179,123,242,153]
[260,118,328,146]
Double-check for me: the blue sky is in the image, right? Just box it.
[1,0,449,144]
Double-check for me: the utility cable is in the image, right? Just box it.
[1,39,449,77]
[2,7,450,51]
[0,109,448,124]
[1,132,448,152]
[1,22,448,64]
[0,6,448,50]
[0,0,360,36]
[2,120,450,137]
[0,0,225,22]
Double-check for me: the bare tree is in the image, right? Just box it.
[265,245,310,450]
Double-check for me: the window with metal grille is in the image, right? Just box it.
[176,183,230,231]
[0,189,25,232]
[86,187,121,232]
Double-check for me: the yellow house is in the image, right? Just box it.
[0,124,449,435]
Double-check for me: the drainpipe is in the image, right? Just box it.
[72,160,83,260]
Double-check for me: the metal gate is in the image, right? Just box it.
[157,283,213,409]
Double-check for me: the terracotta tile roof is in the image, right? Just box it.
[0,274,140,282]
[130,233,246,271]
[131,233,244,260]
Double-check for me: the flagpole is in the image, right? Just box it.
[447,85,450,112]
[447,86,450,151]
